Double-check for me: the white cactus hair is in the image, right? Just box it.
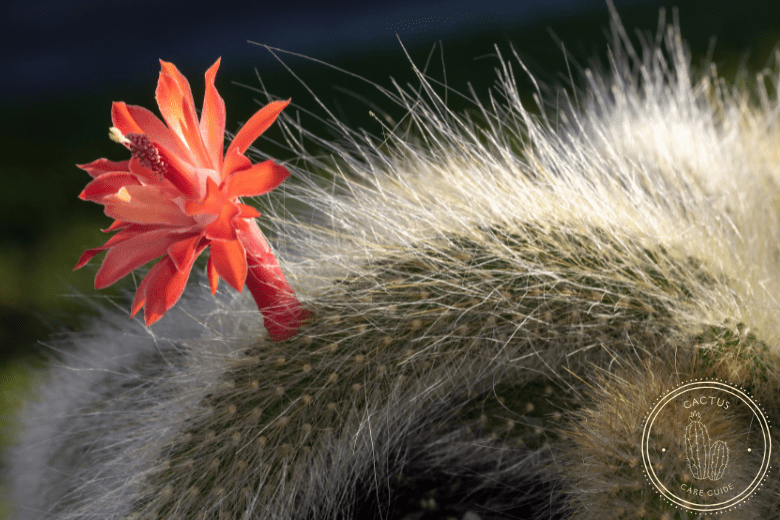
[6,2,780,519]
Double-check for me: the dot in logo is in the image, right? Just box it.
[640,380,771,514]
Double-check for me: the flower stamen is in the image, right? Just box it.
[109,127,166,180]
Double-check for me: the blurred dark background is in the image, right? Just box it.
[2,0,779,513]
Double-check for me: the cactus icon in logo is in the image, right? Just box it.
[641,380,771,514]
[684,411,730,480]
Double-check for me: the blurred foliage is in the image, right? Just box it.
[2,0,780,516]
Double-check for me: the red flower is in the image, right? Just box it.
[75,58,309,341]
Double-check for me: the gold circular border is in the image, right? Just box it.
[640,379,772,513]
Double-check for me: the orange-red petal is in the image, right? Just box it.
[129,270,149,320]
[75,246,108,271]
[206,254,219,294]
[222,146,252,179]
[79,172,141,202]
[77,158,130,179]
[127,157,160,184]
[111,102,145,135]
[94,228,195,289]
[237,203,261,219]
[184,176,225,216]
[204,200,241,241]
[200,58,226,174]
[133,243,206,326]
[75,224,158,270]
[102,220,127,232]
[153,141,200,198]
[157,61,211,168]
[209,239,247,292]
[139,257,184,325]
[111,102,186,159]
[104,185,195,226]
[225,99,290,159]
[167,234,204,272]
[224,160,289,198]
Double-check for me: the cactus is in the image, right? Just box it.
[5,3,780,520]
[710,439,730,480]
[685,411,712,480]
[684,411,730,480]
[685,412,710,480]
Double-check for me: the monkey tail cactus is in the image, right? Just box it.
[5,3,780,520]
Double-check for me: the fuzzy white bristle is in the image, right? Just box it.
[5,4,780,519]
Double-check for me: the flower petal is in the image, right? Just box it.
[111,102,145,135]
[74,246,108,270]
[224,160,289,198]
[79,172,141,202]
[206,254,219,294]
[210,239,247,292]
[102,220,127,232]
[77,158,130,179]
[129,265,151,319]
[104,185,195,226]
[111,102,186,159]
[133,244,205,326]
[111,101,200,197]
[225,98,290,159]
[75,223,161,270]
[156,61,212,168]
[153,141,201,198]
[222,146,252,179]
[204,200,241,241]
[184,176,224,216]
[94,228,197,289]
[130,231,204,317]
[237,203,261,219]
[167,234,204,272]
[127,157,160,184]
[200,58,226,174]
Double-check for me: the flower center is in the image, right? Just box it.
[126,133,167,180]
[109,127,166,180]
